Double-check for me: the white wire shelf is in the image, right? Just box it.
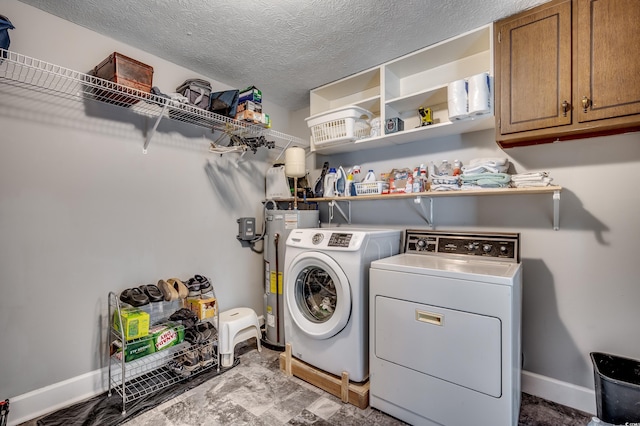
[0,49,307,152]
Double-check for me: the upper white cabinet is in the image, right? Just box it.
[309,24,495,154]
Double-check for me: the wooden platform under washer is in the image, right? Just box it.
[279,343,369,409]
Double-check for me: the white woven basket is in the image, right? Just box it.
[354,181,387,196]
[306,106,372,146]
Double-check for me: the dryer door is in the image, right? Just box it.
[285,251,351,339]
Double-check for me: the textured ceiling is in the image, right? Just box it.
[17,0,547,111]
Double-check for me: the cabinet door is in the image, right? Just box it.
[576,0,640,123]
[496,0,572,135]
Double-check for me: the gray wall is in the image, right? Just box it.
[0,1,294,398]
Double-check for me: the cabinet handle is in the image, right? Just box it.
[582,96,591,113]
[561,100,570,117]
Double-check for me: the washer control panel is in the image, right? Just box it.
[405,230,519,262]
[328,233,353,247]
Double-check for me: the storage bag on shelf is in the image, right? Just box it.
[176,78,212,110]
[210,90,239,118]
[0,15,14,52]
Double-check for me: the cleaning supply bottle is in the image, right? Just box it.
[453,159,461,176]
[346,171,354,197]
[363,169,376,183]
[324,168,337,197]
[420,164,428,191]
[438,160,452,176]
[352,165,362,183]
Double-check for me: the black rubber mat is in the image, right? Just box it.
[36,358,238,426]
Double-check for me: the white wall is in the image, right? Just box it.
[0,1,293,419]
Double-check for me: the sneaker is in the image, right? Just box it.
[199,344,214,368]
[181,349,200,371]
[167,359,191,378]
[185,277,201,297]
[194,275,213,294]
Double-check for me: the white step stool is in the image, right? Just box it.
[219,307,262,367]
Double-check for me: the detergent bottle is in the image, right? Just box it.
[363,169,376,183]
[346,171,355,197]
[324,168,337,197]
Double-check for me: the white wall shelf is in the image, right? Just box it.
[0,49,307,153]
[308,24,494,154]
[279,186,562,230]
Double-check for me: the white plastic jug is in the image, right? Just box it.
[363,169,376,183]
[324,168,337,197]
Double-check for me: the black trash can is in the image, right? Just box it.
[591,352,640,424]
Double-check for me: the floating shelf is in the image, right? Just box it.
[277,185,563,230]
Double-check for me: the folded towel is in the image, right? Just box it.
[511,178,553,188]
[511,171,549,182]
[460,173,511,184]
[430,183,461,191]
[429,174,460,185]
[461,163,509,174]
[469,157,509,166]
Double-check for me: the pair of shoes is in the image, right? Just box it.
[185,321,217,344]
[169,308,198,329]
[167,359,191,378]
[158,278,189,301]
[138,284,164,302]
[185,275,213,297]
[119,288,149,307]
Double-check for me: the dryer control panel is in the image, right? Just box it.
[405,230,519,262]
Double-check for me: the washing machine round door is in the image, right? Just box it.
[285,252,351,339]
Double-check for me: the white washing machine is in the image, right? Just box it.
[370,230,522,426]
[284,227,401,382]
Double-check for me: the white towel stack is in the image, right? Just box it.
[461,158,510,175]
[510,172,553,188]
[429,173,460,191]
[459,158,511,190]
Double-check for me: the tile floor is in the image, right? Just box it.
[113,340,594,426]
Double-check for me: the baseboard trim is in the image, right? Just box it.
[521,369,596,415]
[7,368,106,426]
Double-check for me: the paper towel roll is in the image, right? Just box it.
[448,79,468,121]
[468,72,491,115]
[284,147,306,177]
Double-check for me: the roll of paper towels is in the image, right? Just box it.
[448,79,468,121]
[284,147,306,177]
[468,72,491,115]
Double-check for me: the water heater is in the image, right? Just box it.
[263,208,319,350]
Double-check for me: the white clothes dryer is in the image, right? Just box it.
[370,230,523,426]
[283,227,401,382]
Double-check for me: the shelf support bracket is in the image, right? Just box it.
[143,103,169,154]
[553,190,560,231]
[414,196,434,228]
[328,200,351,224]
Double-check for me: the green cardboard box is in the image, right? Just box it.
[150,321,185,352]
[112,338,155,362]
[113,307,150,341]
